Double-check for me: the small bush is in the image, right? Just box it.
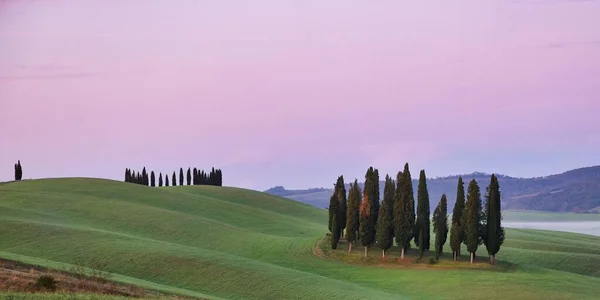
[35,275,57,291]
[428,257,438,265]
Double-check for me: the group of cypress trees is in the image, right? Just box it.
[124,167,223,187]
[328,164,505,264]
[13,160,23,181]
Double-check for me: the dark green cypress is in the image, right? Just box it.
[465,179,483,264]
[150,171,156,187]
[330,198,341,249]
[328,192,337,233]
[179,168,184,186]
[172,172,177,186]
[141,167,146,185]
[186,168,192,185]
[345,180,361,252]
[449,176,466,261]
[393,171,407,259]
[375,175,394,257]
[404,164,416,248]
[193,168,198,185]
[335,176,347,237]
[484,174,505,264]
[359,184,373,258]
[384,175,395,225]
[415,169,431,251]
[433,194,449,260]
[158,173,163,187]
[165,175,170,187]
[125,169,129,182]
[217,169,223,186]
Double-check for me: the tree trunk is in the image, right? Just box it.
[348,242,352,253]
[490,255,495,265]
[452,251,456,261]
[470,252,474,264]
[382,250,385,258]
[364,246,368,258]
[401,247,405,259]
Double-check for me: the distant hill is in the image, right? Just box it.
[265,166,600,213]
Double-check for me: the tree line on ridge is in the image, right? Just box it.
[328,163,505,264]
[124,167,223,187]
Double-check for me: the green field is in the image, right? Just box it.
[1,178,599,299]
[502,210,600,222]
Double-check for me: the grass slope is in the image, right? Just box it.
[1,178,599,300]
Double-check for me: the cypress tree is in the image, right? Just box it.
[150,171,156,187]
[375,175,394,257]
[165,175,170,186]
[393,171,407,259]
[193,168,198,185]
[17,161,22,180]
[179,168,184,186]
[328,192,337,233]
[142,167,148,186]
[158,173,163,187]
[359,187,373,258]
[359,167,378,257]
[345,180,361,252]
[433,194,449,260]
[415,169,431,251]
[125,169,129,182]
[335,176,347,237]
[450,176,466,261]
[372,168,380,227]
[465,179,483,264]
[186,168,192,185]
[384,175,395,226]
[484,174,505,264]
[172,172,177,186]
[330,198,341,249]
[218,169,223,186]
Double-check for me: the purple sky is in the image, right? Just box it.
[1,0,599,190]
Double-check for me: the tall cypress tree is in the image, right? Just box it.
[484,174,505,264]
[415,169,431,251]
[179,168,184,186]
[359,167,378,257]
[335,176,347,237]
[14,161,23,181]
[142,167,148,186]
[393,171,407,259]
[186,168,192,185]
[165,175,170,187]
[158,173,163,187]
[172,172,177,186]
[125,168,130,183]
[433,194,449,260]
[193,168,198,185]
[345,180,361,252]
[328,192,337,233]
[330,197,341,249]
[384,175,395,226]
[450,176,466,261]
[359,186,373,258]
[375,175,394,257]
[150,171,156,187]
[465,179,483,264]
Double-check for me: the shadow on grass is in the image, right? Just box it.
[315,234,517,273]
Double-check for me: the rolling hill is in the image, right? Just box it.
[1,178,599,299]
[266,166,600,213]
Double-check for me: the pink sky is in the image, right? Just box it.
[1,0,599,190]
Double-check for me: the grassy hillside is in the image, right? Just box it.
[266,166,600,212]
[1,178,600,299]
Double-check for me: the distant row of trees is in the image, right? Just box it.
[14,160,23,181]
[124,167,223,187]
[328,163,505,264]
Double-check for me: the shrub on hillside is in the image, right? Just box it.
[35,275,57,291]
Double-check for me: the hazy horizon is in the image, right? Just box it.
[1,0,599,190]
